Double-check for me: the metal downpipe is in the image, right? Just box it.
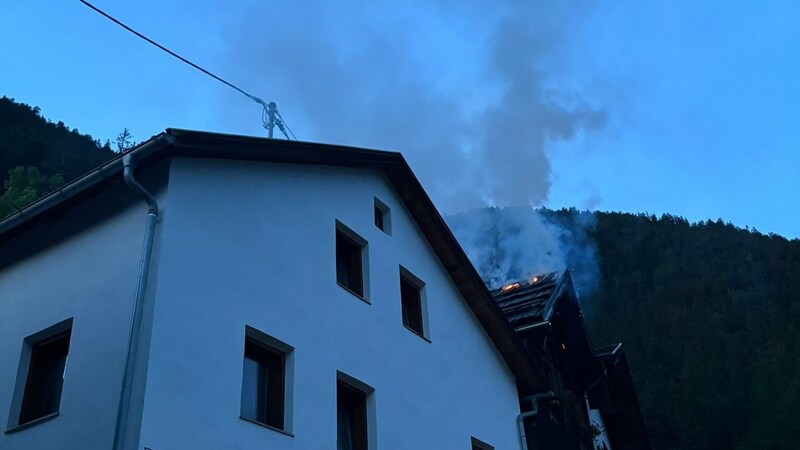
[517,391,557,450]
[112,154,160,450]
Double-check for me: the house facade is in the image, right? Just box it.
[1,130,545,449]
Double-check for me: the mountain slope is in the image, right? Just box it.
[583,211,800,450]
[0,96,114,195]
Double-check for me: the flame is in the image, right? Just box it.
[501,283,520,293]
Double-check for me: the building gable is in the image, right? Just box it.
[0,129,544,393]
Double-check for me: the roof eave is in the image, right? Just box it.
[0,133,176,240]
[383,161,547,392]
[541,269,573,321]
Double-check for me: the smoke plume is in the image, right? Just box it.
[447,207,599,294]
[221,0,605,290]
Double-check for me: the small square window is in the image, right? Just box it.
[241,332,288,430]
[471,436,495,450]
[374,206,384,230]
[400,267,428,339]
[16,325,72,427]
[373,198,391,235]
[336,222,368,299]
[337,373,374,450]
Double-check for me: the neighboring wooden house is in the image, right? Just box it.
[493,271,651,450]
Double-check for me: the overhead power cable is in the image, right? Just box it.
[275,109,297,140]
[77,0,295,140]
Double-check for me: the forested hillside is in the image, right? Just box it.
[2,97,799,449]
[0,96,115,216]
[450,206,800,449]
[574,210,800,450]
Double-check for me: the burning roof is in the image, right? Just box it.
[492,271,566,328]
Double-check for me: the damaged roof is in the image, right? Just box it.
[492,271,570,328]
[0,128,546,393]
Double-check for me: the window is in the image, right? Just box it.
[373,198,391,235]
[17,324,72,426]
[374,205,384,231]
[336,222,368,299]
[471,437,495,450]
[337,374,373,450]
[337,382,367,450]
[241,329,291,431]
[400,267,428,338]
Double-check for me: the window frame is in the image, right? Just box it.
[399,266,430,341]
[336,371,375,450]
[373,197,391,235]
[335,221,370,302]
[239,326,294,435]
[6,318,73,433]
[471,436,495,450]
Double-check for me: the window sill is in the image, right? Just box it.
[5,412,59,434]
[403,324,431,343]
[239,416,294,437]
[337,282,370,304]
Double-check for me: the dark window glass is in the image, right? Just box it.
[373,198,391,235]
[471,437,495,450]
[374,205,385,231]
[337,381,368,450]
[337,231,364,297]
[400,276,424,335]
[19,330,71,425]
[241,337,285,429]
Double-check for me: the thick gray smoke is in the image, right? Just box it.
[447,207,599,295]
[467,1,606,207]
[446,207,567,287]
[221,0,604,290]
[221,0,604,209]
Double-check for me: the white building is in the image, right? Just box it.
[0,129,545,450]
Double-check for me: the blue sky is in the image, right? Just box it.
[2,1,798,237]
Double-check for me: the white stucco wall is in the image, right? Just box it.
[138,157,523,449]
[0,179,167,450]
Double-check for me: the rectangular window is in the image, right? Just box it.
[337,380,369,450]
[241,335,286,430]
[373,198,391,235]
[18,329,71,426]
[401,277,423,333]
[400,267,428,339]
[336,222,368,299]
